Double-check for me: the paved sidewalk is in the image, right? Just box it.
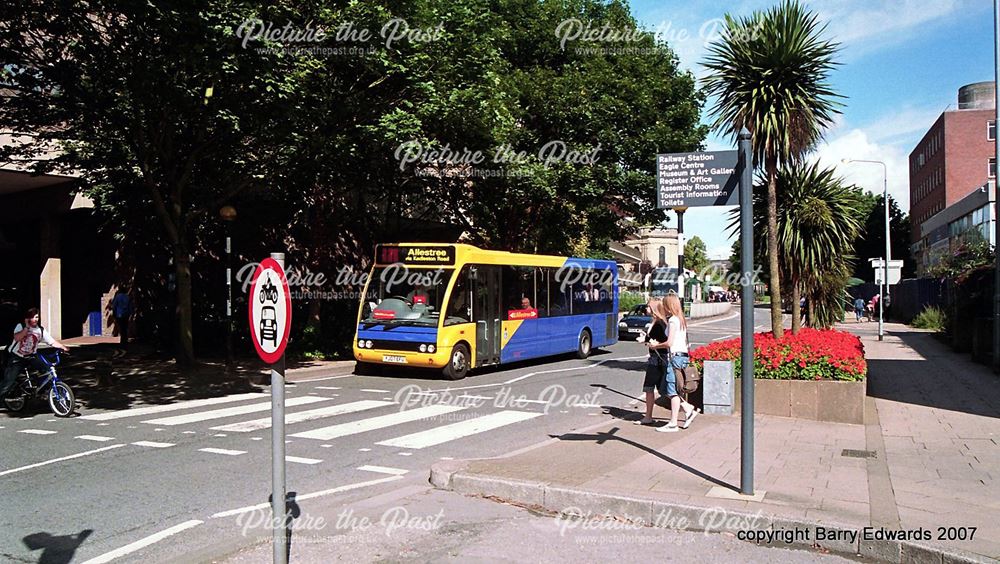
[429,321,1000,562]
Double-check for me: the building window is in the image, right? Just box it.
[990,120,996,141]
[658,246,666,266]
[991,158,996,179]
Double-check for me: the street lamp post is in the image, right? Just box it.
[843,158,890,341]
[220,205,237,370]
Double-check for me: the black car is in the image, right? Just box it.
[618,304,653,340]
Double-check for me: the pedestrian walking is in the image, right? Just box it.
[656,294,698,432]
[853,297,865,322]
[637,298,667,426]
[109,286,133,349]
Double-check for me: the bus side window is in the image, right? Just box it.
[548,267,570,317]
[535,267,547,317]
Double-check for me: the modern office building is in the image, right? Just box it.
[909,82,996,273]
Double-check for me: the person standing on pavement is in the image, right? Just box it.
[656,294,698,432]
[1,308,69,400]
[637,297,667,426]
[110,286,133,349]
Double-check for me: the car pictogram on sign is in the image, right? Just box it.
[259,306,278,346]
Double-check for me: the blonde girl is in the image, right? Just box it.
[656,294,698,432]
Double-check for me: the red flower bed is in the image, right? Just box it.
[690,328,866,381]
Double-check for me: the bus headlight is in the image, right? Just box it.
[364,340,373,349]
[419,344,427,353]
[427,344,435,353]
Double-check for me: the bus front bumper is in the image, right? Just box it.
[354,346,452,369]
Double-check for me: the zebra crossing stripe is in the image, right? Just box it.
[142,396,328,426]
[358,465,408,475]
[376,410,542,449]
[199,447,246,456]
[209,400,394,433]
[76,435,116,442]
[286,456,322,465]
[19,429,57,435]
[132,441,175,448]
[79,392,268,421]
[290,404,465,441]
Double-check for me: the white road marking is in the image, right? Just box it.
[690,313,740,326]
[440,457,454,460]
[320,444,333,448]
[79,519,203,564]
[19,429,57,435]
[142,396,328,426]
[358,465,408,475]
[76,435,115,442]
[438,355,648,393]
[290,404,466,441]
[358,448,371,452]
[96,423,110,426]
[397,452,412,456]
[79,392,268,421]
[213,434,227,437]
[211,476,404,518]
[377,410,542,449]
[290,374,354,382]
[209,400,394,433]
[286,456,322,465]
[199,447,246,456]
[46,419,56,422]
[0,444,125,477]
[132,441,174,448]
[571,403,602,409]
[712,335,735,341]
[182,431,196,434]
[360,388,391,393]
[315,386,341,390]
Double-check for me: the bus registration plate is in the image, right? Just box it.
[382,355,407,364]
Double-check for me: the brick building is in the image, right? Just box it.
[910,82,996,272]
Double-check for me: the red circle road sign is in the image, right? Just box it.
[248,258,292,364]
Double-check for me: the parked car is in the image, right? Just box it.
[618,304,653,340]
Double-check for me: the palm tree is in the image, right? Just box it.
[729,163,863,333]
[703,0,843,337]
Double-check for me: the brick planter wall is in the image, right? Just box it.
[733,378,865,425]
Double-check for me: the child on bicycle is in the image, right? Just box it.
[1,308,69,400]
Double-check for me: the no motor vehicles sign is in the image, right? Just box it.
[248,258,292,364]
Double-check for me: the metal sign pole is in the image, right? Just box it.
[676,207,686,298]
[993,0,1000,372]
[270,252,287,564]
[738,128,755,495]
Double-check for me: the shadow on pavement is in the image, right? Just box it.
[866,329,1000,419]
[550,426,737,492]
[22,529,92,564]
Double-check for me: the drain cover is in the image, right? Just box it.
[841,449,876,459]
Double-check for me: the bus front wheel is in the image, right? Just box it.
[443,344,470,380]
[576,329,592,359]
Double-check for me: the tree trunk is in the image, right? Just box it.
[807,294,816,328]
[174,248,196,367]
[791,281,801,335]
[766,155,783,337]
[307,298,322,331]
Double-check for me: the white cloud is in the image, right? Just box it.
[805,0,966,59]
[812,129,911,209]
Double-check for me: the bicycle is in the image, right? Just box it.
[2,351,75,417]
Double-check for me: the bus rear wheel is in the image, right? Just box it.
[443,344,470,380]
[576,329,592,359]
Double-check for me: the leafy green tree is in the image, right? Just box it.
[850,192,913,281]
[684,236,710,278]
[703,0,843,337]
[0,0,312,366]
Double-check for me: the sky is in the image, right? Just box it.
[628,0,997,259]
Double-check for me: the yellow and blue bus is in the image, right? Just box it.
[353,243,619,379]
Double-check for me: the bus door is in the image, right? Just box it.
[471,265,501,366]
